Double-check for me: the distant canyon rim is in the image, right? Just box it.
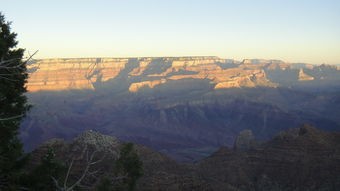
[27,56,338,92]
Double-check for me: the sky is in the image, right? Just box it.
[1,0,340,64]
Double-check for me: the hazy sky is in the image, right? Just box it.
[1,0,340,64]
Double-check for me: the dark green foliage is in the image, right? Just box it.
[96,143,144,191]
[0,12,29,190]
[22,148,65,190]
[96,176,114,191]
[114,143,143,191]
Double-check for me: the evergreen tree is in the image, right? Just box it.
[0,12,29,190]
[114,143,143,191]
[95,143,143,191]
[23,148,65,191]
[96,176,114,191]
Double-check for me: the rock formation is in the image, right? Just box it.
[298,68,314,81]
[27,58,129,92]
[26,57,339,92]
[129,79,167,92]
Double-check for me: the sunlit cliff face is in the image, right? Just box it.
[27,58,128,92]
[26,57,337,93]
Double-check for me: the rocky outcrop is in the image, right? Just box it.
[129,79,167,92]
[298,68,314,81]
[73,130,120,153]
[214,69,276,89]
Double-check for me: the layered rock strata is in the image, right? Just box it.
[27,57,339,92]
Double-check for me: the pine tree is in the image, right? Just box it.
[0,12,29,190]
[23,148,65,191]
[115,143,143,191]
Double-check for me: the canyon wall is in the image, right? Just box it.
[27,58,129,92]
[27,57,339,92]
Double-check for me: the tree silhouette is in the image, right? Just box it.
[0,12,29,190]
[114,143,143,191]
[23,147,65,190]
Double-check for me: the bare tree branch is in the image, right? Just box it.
[63,159,74,189]
[53,146,104,191]
[0,114,23,121]
[51,176,63,191]
[0,50,38,69]
[0,75,20,81]
[0,50,38,121]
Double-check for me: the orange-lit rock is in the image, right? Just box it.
[26,57,336,92]
[129,60,151,76]
[298,68,314,81]
[129,79,167,92]
[27,58,128,92]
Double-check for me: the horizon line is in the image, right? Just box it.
[30,56,303,63]
[30,56,339,65]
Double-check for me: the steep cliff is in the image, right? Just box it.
[27,57,339,92]
[27,58,129,92]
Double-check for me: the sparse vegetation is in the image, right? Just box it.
[113,143,143,191]
[22,147,65,190]
[24,141,143,191]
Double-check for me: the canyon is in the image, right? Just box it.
[27,57,340,92]
[22,57,340,161]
